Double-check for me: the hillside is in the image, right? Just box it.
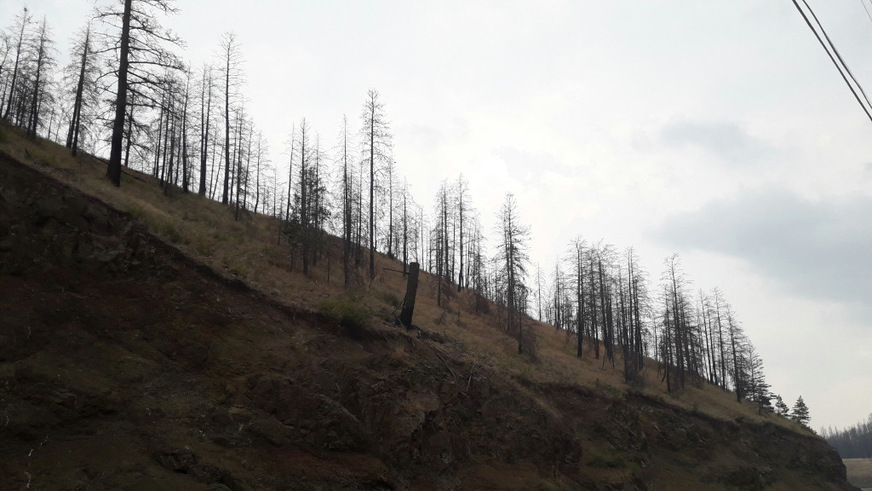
[0,125,856,490]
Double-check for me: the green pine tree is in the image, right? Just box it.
[774,394,790,417]
[790,395,811,427]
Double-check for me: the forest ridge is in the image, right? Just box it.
[1,2,812,428]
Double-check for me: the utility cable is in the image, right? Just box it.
[860,0,872,27]
[802,0,872,117]
[792,0,872,125]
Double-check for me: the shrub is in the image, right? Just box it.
[157,221,183,244]
[380,290,401,309]
[318,297,371,335]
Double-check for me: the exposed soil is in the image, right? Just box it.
[0,150,857,490]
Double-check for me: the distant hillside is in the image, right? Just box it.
[0,124,856,489]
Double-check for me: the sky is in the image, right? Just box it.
[3,0,872,432]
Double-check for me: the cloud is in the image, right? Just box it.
[403,124,446,154]
[493,146,564,177]
[661,120,770,165]
[652,190,872,314]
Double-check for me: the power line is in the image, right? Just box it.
[860,0,872,27]
[803,0,872,112]
[792,0,872,125]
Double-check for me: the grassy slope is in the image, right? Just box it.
[2,124,845,490]
[0,124,806,431]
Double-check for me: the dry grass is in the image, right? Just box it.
[845,458,872,489]
[0,125,343,307]
[0,122,807,433]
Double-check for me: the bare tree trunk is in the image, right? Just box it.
[285,123,294,223]
[2,7,30,121]
[181,75,190,193]
[198,65,211,195]
[342,118,350,287]
[368,100,375,281]
[254,135,261,213]
[457,177,465,292]
[164,94,176,196]
[123,97,134,167]
[107,0,132,186]
[402,188,408,275]
[575,240,585,358]
[67,26,90,156]
[221,34,234,205]
[27,19,49,139]
[399,262,419,329]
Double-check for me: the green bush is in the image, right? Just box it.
[318,297,371,333]
[157,221,183,244]
[123,203,153,227]
[380,290,401,309]
[125,204,184,245]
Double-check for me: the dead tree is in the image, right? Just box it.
[100,0,182,186]
[197,63,214,195]
[65,21,97,156]
[399,262,420,329]
[219,31,243,204]
[26,16,56,139]
[2,7,32,122]
[498,193,530,354]
[360,88,391,281]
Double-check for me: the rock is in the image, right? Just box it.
[156,450,198,473]
[246,417,294,447]
[84,203,110,231]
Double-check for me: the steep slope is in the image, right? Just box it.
[0,134,856,489]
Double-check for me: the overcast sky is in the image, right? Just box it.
[4,0,872,431]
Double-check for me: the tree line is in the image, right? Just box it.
[533,236,811,420]
[822,414,872,458]
[0,1,808,417]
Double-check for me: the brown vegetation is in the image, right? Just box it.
[0,124,855,489]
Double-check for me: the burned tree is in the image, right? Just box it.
[218,31,243,204]
[25,16,56,139]
[197,63,214,195]
[360,88,391,281]
[99,0,182,186]
[1,7,32,122]
[497,193,530,354]
[338,116,353,286]
[65,21,98,156]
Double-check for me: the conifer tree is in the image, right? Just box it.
[774,395,790,417]
[791,396,811,427]
[746,345,771,414]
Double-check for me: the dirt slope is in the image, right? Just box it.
[0,149,856,490]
